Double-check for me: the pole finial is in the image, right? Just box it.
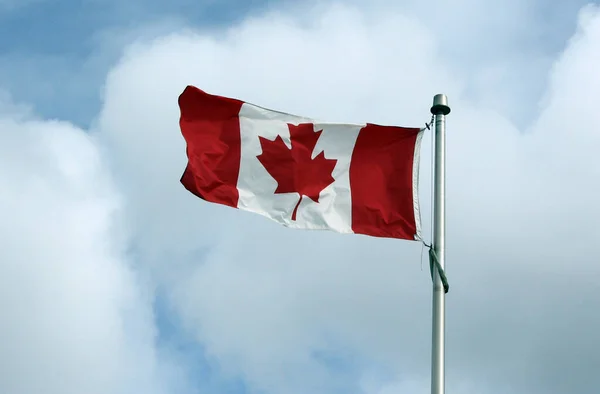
[431,94,450,115]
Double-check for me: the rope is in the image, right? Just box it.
[422,241,449,293]
[425,115,434,130]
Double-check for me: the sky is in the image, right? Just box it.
[1,0,599,393]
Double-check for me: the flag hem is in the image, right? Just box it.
[412,128,425,241]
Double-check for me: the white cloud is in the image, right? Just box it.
[94,2,600,393]
[97,9,454,393]
[2,0,600,393]
[0,95,181,394]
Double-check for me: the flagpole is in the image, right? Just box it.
[430,94,450,394]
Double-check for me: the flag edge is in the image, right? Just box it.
[413,128,425,241]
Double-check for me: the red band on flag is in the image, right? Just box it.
[350,123,421,239]
[179,86,242,208]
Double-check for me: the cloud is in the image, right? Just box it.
[2,0,599,393]
[94,2,600,394]
[0,93,183,394]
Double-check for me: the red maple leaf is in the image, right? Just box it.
[257,123,337,221]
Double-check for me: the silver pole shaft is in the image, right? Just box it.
[430,94,450,394]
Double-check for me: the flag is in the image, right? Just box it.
[178,85,424,240]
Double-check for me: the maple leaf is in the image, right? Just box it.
[257,123,337,221]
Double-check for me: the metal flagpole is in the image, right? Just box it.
[430,94,450,394]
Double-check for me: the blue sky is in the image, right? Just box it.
[1,1,600,394]
[0,0,279,127]
[0,0,588,129]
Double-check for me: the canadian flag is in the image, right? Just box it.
[178,86,424,240]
